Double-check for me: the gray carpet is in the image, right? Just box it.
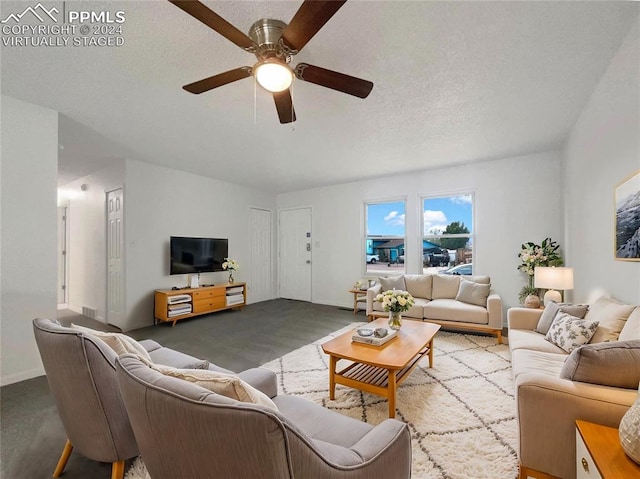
[0,299,357,479]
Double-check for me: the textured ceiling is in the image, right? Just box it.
[2,1,638,193]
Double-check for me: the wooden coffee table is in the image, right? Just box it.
[321,318,441,418]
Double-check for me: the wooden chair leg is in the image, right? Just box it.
[111,460,126,479]
[53,439,73,478]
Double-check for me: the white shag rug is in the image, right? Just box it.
[125,323,518,479]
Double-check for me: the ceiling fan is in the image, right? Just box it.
[169,0,374,124]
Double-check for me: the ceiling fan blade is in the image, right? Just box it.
[169,1,256,51]
[273,90,296,124]
[183,67,252,94]
[295,63,373,98]
[281,0,347,52]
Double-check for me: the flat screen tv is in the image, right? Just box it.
[170,236,228,275]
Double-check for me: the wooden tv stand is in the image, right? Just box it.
[154,283,246,326]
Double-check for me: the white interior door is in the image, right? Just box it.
[107,188,125,327]
[279,207,312,301]
[250,207,273,303]
[57,205,68,304]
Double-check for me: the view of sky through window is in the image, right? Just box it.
[423,195,473,235]
[367,202,406,236]
[366,196,472,236]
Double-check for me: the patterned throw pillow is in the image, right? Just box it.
[535,302,589,335]
[545,312,599,353]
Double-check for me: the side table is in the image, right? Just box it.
[575,419,640,478]
[348,289,367,315]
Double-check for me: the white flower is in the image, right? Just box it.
[375,289,415,313]
[222,258,239,271]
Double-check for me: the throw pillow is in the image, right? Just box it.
[585,296,635,343]
[150,363,277,410]
[560,340,640,389]
[404,274,432,300]
[535,303,589,335]
[182,359,210,370]
[378,275,406,292]
[544,312,599,353]
[70,323,152,361]
[620,307,640,341]
[455,279,491,307]
[431,274,461,300]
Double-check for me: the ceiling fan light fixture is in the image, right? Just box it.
[254,59,293,93]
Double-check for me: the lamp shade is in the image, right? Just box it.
[534,267,574,290]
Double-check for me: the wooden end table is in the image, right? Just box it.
[321,318,440,418]
[348,288,367,315]
[576,420,640,478]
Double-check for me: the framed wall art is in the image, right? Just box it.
[615,169,640,261]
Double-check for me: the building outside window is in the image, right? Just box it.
[422,194,474,274]
[364,200,406,275]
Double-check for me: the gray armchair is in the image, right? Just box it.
[32,318,278,478]
[32,318,138,479]
[116,354,412,479]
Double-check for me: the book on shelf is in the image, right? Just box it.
[226,286,244,295]
[167,294,191,305]
[351,328,398,346]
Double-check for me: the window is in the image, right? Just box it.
[365,200,406,275]
[422,194,473,274]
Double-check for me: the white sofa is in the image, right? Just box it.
[508,296,640,479]
[366,273,504,343]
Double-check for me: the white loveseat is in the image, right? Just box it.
[366,273,504,343]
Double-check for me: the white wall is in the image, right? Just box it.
[57,162,125,320]
[563,15,640,305]
[122,159,277,331]
[277,151,563,315]
[1,95,58,385]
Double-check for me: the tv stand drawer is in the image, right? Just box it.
[193,297,225,313]
[192,289,225,300]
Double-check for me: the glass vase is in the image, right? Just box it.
[228,272,234,284]
[388,311,402,330]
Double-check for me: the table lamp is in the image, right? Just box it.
[534,267,574,305]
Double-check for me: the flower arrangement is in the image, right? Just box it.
[222,258,239,271]
[517,238,563,302]
[375,289,415,313]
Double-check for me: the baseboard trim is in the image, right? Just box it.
[1,366,45,386]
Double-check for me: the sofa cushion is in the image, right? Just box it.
[586,296,635,343]
[404,298,429,319]
[620,307,640,341]
[545,313,599,353]
[455,279,490,307]
[70,323,152,361]
[378,275,406,292]
[148,363,278,410]
[431,275,461,299]
[511,349,566,380]
[560,340,640,389]
[273,395,373,449]
[508,329,567,354]
[404,274,433,300]
[535,302,589,335]
[424,299,488,325]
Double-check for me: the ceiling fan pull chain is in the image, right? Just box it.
[253,76,257,125]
